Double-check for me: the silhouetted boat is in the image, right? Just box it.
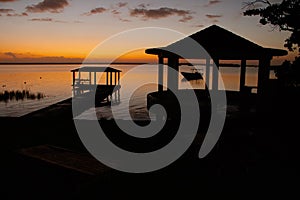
[181,69,203,80]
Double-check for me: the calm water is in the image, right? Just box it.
[0,64,267,118]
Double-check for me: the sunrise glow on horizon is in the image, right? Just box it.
[0,0,297,64]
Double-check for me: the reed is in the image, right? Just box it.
[0,89,44,102]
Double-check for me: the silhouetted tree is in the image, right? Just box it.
[275,57,300,87]
[243,0,300,52]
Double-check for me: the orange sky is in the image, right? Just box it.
[0,0,297,64]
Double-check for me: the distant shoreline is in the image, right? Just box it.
[0,62,260,67]
[0,62,152,65]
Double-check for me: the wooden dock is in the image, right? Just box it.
[71,66,122,116]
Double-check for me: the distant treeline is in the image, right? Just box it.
[179,63,259,67]
[0,90,44,102]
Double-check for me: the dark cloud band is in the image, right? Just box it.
[26,0,69,13]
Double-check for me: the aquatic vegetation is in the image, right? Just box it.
[0,90,45,102]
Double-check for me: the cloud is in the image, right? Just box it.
[111,9,121,15]
[116,2,128,8]
[137,3,150,8]
[26,0,69,13]
[179,15,193,22]
[130,7,193,22]
[0,8,14,13]
[0,52,83,63]
[0,9,27,17]
[28,17,66,23]
[118,17,131,22]
[204,0,222,7]
[193,24,204,28]
[73,20,83,23]
[29,17,53,22]
[6,12,28,17]
[206,14,222,18]
[4,52,17,59]
[83,7,107,16]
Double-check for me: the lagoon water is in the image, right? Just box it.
[0,64,266,118]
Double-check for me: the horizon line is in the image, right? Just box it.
[0,62,156,65]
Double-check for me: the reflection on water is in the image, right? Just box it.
[0,90,44,102]
[0,64,269,118]
[0,65,75,117]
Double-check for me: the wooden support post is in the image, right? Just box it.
[205,58,210,90]
[72,71,75,86]
[106,72,109,85]
[167,57,179,91]
[94,72,96,85]
[89,72,92,85]
[212,58,219,91]
[115,72,117,85]
[110,72,113,85]
[158,56,164,93]
[240,59,246,92]
[118,72,120,85]
[72,71,76,96]
[257,56,272,111]
[78,71,81,83]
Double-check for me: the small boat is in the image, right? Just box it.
[181,69,203,80]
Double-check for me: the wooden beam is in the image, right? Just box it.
[94,72,96,85]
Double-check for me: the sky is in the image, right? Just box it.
[0,0,296,64]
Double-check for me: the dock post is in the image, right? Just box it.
[167,57,179,91]
[72,71,76,96]
[94,72,96,85]
[158,55,164,93]
[115,72,117,85]
[110,72,113,85]
[205,58,210,90]
[212,58,219,91]
[106,72,109,85]
[72,71,76,86]
[257,56,272,112]
[240,59,246,92]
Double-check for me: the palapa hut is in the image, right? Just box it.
[145,25,288,111]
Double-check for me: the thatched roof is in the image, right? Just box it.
[146,25,287,60]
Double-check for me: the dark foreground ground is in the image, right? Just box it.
[1,98,299,199]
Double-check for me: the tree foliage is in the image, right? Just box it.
[275,57,300,87]
[243,0,300,52]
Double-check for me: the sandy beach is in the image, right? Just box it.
[1,95,299,199]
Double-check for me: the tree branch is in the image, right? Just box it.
[242,0,272,9]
